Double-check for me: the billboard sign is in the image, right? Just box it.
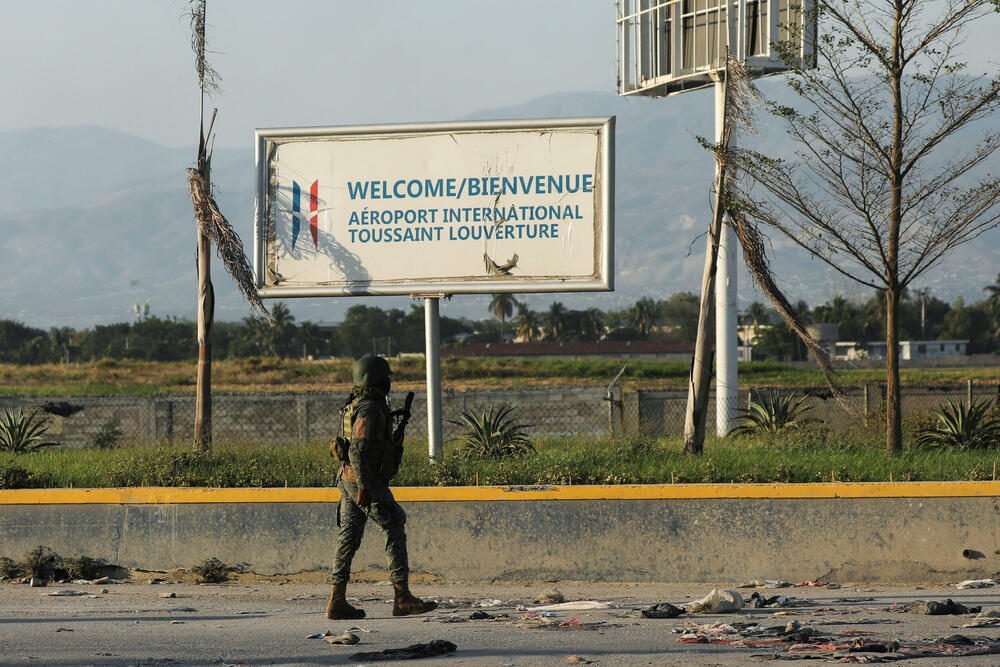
[617,0,816,97]
[254,118,614,297]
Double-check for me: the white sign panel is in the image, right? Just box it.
[254,118,614,297]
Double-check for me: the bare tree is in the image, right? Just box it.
[187,0,269,451]
[728,0,1000,453]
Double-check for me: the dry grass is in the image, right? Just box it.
[0,358,997,396]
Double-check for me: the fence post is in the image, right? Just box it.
[607,385,624,435]
[621,390,640,435]
[863,384,870,426]
[165,400,174,443]
[297,396,310,443]
[967,379,973,406]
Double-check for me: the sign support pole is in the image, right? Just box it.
[424,297,443,460]
[714,77,739,437]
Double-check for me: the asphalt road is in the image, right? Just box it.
[3,579,1000,665]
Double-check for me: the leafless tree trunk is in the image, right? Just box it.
[194,123,214,451]
[726,0,1000,453]
[186,0,269,450]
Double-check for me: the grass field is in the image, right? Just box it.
[1,357,998,395]
[3,427,999,489]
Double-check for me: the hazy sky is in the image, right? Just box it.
[1,1,614,149]
[4,1,998,148]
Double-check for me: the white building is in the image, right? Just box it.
[834,340,968,361]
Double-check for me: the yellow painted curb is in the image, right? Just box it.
[0,481,998,504]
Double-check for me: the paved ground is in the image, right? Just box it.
[3,578,1000,665]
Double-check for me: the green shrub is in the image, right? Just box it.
[0,464,38,489]
[23,545,60,578]
[916,400,1000,449]
[0,556,22,579]
[90,418,124,449]
[731,391,813,435]
[0,407,60,452]
[192,557,229,583]
[449,403,534,460]
[61,555,107,581]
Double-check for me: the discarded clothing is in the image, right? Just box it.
[684,588,744,614]
[746,592,809,609]
[349,639,457,661]
[469,610,493,620]
[527,600,613,611]
[956,578,996,589]
[898,599,980,615]
[641,602,685,619]
[324,632,359,645]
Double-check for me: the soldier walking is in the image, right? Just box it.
[326,354,437,619]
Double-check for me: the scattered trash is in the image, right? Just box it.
[53,627,73,632]
[559,618,581,627]
[746,592,812,609]
[305,631,332,639]
[956,579,996,589]
[324,632,360,645]
[44,590,88,596]
[348,639,457,661]
[436,614,467,623]
[684,589,744,614]
[478,598,505,607]
[737,579,792,589]
[159,592,176,598]
[796,581,828,587]
[30,577,47,587]
[564,655,590,663]
[962,610,1000,627]
[527,600,613,612]
[641,602,685,619]
[535,588,564,604]
[346,626,377,633]
[470,611,494,620]
[170,621,183,625]
[896,599,981,615]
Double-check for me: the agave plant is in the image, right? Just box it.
[448,403,534,459]
[731,391,813,435]
[915,399,1000,449]
[0,407,60,453]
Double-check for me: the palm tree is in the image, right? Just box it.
[985,274,1000,306]
[630,297,657,338]
[544,302,567,341]
[742,301,769,336]
[489,294,518,341]
[580,307,605,341]
[515,304,541,342]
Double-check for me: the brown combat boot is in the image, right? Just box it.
[326,582,366,620]
[392,582,438,616]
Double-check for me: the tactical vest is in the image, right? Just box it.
[338,387,397,478]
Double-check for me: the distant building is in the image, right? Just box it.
[444,340,694,361]
[833,340,968,361]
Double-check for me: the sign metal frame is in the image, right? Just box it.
[254,117,615,299]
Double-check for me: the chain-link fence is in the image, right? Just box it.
[3,382,998,447]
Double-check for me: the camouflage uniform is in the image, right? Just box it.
[331,385,408,585]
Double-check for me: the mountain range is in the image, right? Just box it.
[3,86,999,329]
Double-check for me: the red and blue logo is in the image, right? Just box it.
[292,180,319,249]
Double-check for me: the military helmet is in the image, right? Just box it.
[353,354,393,386]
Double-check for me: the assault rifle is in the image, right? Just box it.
[392,391,415,445]
[381,391,414,479]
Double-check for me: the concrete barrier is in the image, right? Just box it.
[2,483,999,583]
